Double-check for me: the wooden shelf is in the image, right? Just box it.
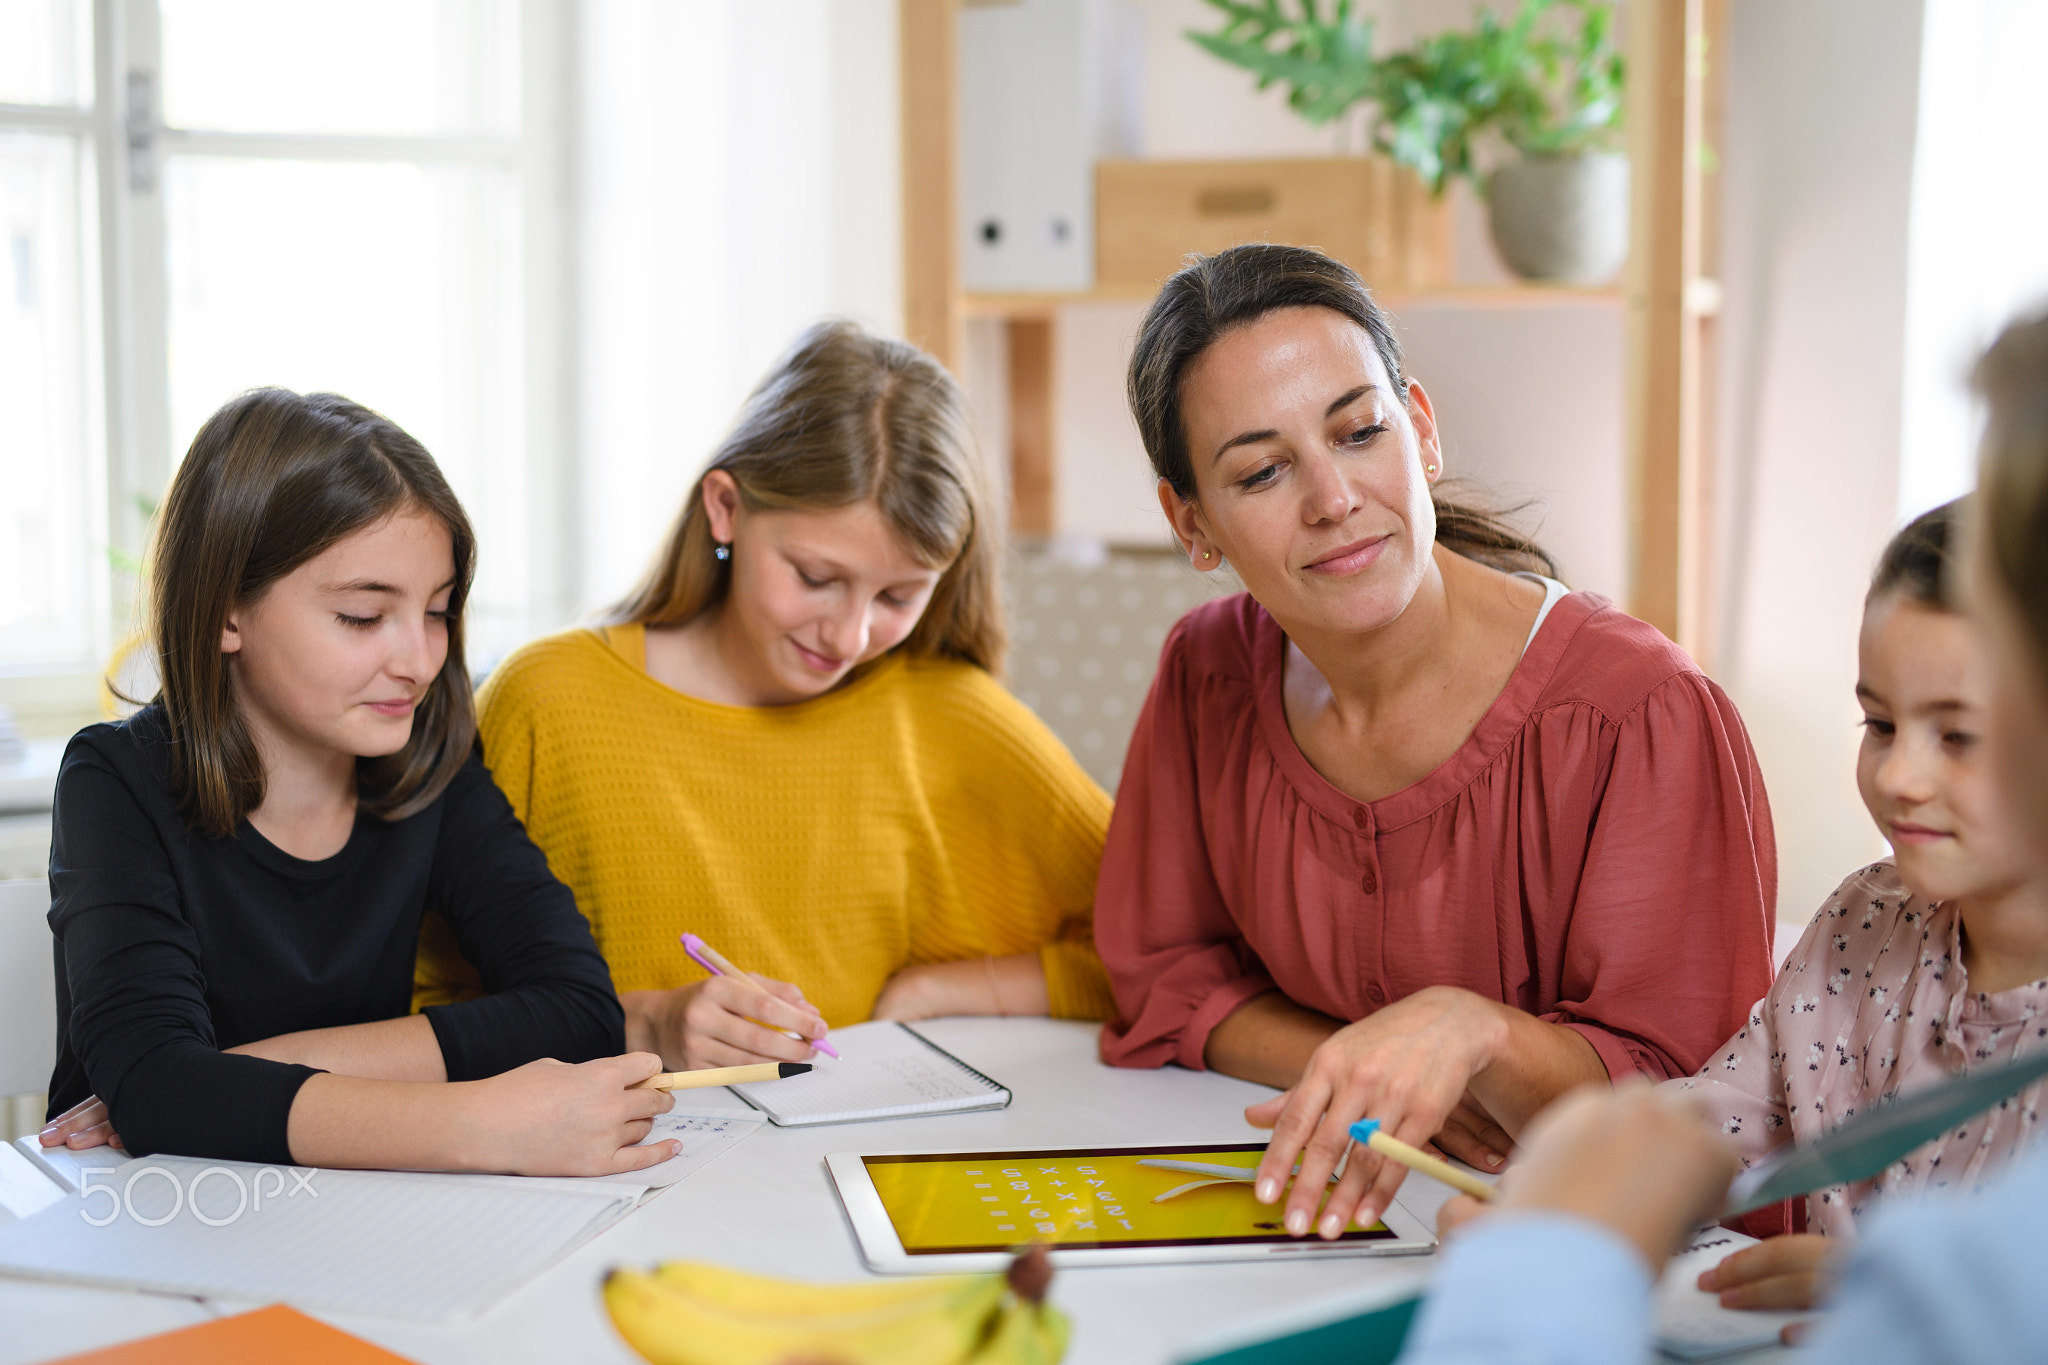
[960,286,1153,318]
[1381,285,1626,310]
[904,2,1703,564]
[961,283,1624,319]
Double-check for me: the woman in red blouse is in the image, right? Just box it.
[1098,244,1776,1242]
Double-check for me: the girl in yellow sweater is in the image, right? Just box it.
[416,321,1114,1070]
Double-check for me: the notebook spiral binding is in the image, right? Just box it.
[899,1024,1010,1099]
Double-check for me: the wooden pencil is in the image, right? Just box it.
[1349,1119,1501,1202]
[635,1061,813,1091]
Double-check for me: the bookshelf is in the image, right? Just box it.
[901,0,1723,646]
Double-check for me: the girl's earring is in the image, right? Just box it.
[714,542,731,562]
[1425,463,1439,476]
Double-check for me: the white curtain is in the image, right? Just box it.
[1899,0,2048,519]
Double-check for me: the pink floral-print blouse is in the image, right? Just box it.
[1671,862,2048,1237]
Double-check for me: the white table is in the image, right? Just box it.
[0,1019,1785,1365]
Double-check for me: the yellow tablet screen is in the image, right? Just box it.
[862,1144,1395,1255]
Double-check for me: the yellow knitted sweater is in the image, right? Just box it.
[414,624,1116,1023]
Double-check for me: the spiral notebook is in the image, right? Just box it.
[729,1021,1010,1127]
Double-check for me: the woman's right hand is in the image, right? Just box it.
[39,1096,122,1151]
[455,1053,678,1176]
[622,976,827,1071]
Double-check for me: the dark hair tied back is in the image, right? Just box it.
[1868,498,1965,612]
[1126,243,1557,578]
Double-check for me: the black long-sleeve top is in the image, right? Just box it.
[46,706,624,1164]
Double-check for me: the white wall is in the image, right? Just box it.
[576,0,901,616]
[1399,300,1625,597]
[1713,0,1927,924]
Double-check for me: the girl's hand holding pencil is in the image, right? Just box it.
[618,935,835,1074]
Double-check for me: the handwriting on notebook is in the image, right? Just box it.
[730,1021,1010,1127]
[876,1054,984,1102]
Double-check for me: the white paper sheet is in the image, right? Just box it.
[1654,1226,1814,1359]
[577,1107,764,1187]
[731,1021,1008,1126]
[0,1154,637,1322]
[0,1143,65,1223]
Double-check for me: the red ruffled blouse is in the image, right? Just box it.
[1097,590,1777,1081]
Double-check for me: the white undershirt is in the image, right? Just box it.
[1513,573,1571,655]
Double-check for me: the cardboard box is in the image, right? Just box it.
[1095,156,1451,295]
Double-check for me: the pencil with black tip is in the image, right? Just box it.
[634,1061,813,1091]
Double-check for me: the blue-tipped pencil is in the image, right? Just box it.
[1348,1118,1501,1201]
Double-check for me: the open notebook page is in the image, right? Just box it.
[575,1108,764,1188]
[730,1021,1008,1126]
[0,1154,635,1322]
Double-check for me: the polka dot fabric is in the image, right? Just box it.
[1671,862,2048,1237]
[1005,551,1237,792]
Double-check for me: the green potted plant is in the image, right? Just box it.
[1189,0,1628,284]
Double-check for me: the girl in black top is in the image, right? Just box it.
[38,389,675,1174]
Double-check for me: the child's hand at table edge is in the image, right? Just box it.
[1697,1232,1833,1312]
[39,1095,123,1151]
[453,1052,678,1176]
[1427,1081,1739,1274]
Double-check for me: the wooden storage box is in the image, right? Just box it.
[1095,156,1452,295]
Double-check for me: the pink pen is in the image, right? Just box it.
[681,932,840,1060]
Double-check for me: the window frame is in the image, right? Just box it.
[0,0,577,728]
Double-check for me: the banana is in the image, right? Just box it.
[965,1298,1070,1365]
[605,1264,1007,1365]
[649,1259,982,1318]
[603,1250,1071,1365]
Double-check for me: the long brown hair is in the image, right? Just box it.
[1127,243,1557,577]
[1974,310,2048,675]
[610,319,1006,671]
[141,388,478,838]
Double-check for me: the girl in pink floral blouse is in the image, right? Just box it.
[1675,497,2048,1313]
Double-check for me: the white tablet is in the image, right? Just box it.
[826,1141,1436,1274]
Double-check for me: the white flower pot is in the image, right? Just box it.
[1487,152,1630,284]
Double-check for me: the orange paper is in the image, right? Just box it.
[43,1304,419,1365]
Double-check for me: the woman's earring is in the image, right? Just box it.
[714,542,731,562]
[1424,463,1438,476]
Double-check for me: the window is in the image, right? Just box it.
[0,0,102,672]
[3,0,902,703]
[0,0,566,683]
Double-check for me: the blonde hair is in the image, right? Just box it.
[611,320,1006,672]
